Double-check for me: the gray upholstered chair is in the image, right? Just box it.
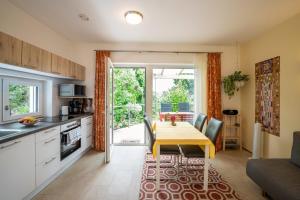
[180,118,223,183]
[194,113,207,132]
[160,103,172,112]
[178,102,190,112]
[144,117,181,180]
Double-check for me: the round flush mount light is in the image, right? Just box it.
[78,13,89,21]
[124,11,143,25]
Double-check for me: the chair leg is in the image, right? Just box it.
[185,158,189,183]
[146,154,179,181]
[145,152,172,164]
[176,155,179,180]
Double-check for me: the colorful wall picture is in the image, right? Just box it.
[255,56,280,136]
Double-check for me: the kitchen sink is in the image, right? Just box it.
[0,129,23,137]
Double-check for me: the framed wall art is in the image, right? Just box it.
[255,56,280,136]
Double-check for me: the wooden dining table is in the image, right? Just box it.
[152,121,215,191]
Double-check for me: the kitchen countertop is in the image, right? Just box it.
[0,113,93,144]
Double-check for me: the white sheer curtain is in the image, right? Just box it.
[193,53,207,120]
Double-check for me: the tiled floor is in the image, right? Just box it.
[113,124,145,144]
[34,146,265,200]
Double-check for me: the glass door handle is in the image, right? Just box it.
[4,105,11,115]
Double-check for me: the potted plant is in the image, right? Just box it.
[223,71,249,98]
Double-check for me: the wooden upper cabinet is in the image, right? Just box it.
[51,54,62,74]
[21,42,42,70]
[68,61,76,79]
[75,64,86,81]
[41,50,52,73]
[1,32,86,79]
[0,32,22,66]
[60,58,70,76]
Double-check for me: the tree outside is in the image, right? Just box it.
[153,79,194,118]
[9,84,30,116]
[113,68,145,129]
[113,68,194,129]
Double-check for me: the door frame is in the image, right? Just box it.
[111,66,147,146]
[105,57,114,163]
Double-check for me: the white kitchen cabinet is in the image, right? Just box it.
[36,126,60,143]
[35,126,60,187]
[0,134,35,200]
[36,126,60,164]
[81,116,93,151]
[36,152,60,186]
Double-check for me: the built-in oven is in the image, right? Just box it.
[60,120,81,160]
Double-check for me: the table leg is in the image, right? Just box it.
[156,144,160,190]
[204,144,209,191]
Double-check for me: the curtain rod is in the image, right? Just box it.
[93,50,223,54]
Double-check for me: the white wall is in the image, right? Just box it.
[240,13,300,158]
[74,42,241,111]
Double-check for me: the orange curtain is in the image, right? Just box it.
[207,53,222,151]
[94,51,110,151]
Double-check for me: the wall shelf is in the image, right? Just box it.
[223,114,242,151]
[58,96,88,99]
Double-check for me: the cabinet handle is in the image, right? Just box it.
[44,157,56,166]
[0,141,21,149]
[44,138,56,144]
[87,135,92,138]
[44,128,57,134]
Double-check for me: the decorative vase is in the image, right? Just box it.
[170,115,176,126]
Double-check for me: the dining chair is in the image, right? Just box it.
[180,118,223,184]
[178,102,190,112]
[144,117,181,180]
[160,103,172,112]
[194,113,207,132]
[144,113,153,129]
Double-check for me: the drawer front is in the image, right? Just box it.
[36,126,60,143]
[36,153,60,186]
[81,116,93,125]
[36,134,60,164]
[86,124,93,137]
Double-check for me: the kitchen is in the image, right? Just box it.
[0,31,94,200]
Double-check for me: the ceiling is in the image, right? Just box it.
[9,0,300,44]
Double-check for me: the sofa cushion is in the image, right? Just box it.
[291,132,300,167]
[247,159,300,200]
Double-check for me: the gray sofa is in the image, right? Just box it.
[246,132,300,200]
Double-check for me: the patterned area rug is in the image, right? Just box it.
[139,155,241,200]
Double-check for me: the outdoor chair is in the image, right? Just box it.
[178,102,190,112]
[160,103,172,112]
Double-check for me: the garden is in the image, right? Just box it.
[113,68,194,130]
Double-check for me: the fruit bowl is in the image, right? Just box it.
[18,116,39,127]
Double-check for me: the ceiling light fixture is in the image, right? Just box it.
[124,11,143,25]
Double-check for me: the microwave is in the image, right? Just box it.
[59,84,86,97]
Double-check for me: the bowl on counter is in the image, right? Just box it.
[18,117,39,127]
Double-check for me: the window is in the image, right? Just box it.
[152,68,195,120]
[2,78,42,121]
